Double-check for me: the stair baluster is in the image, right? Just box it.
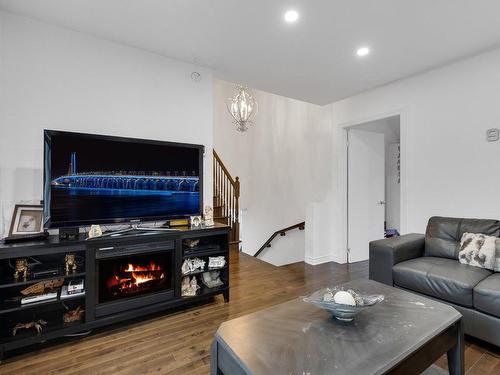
[213,149,241,251]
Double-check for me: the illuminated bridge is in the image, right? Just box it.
[52,175,199,192]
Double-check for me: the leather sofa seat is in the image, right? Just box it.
[393,257,492,307]
[474,274,500,318]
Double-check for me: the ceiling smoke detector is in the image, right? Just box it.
[191,72,202,82]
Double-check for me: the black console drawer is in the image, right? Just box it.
[95,240,175,259]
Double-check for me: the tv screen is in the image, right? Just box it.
[43,130,203,228]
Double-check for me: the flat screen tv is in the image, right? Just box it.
[43,130,203,228]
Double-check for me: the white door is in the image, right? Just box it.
[348,129,385,262]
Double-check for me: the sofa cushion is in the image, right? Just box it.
[393,257,492,307]
[474,274,500,318]
[425,216,500,259]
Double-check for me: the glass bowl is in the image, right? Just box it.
[303,286,384,322]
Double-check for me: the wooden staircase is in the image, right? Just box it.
[213,149,241,251]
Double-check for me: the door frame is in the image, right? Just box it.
[339,108,408,263]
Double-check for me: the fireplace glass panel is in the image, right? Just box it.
[98,252,173,303]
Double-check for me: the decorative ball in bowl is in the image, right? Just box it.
[303,287,384,322]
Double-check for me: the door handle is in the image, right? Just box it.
[378,201,386,205]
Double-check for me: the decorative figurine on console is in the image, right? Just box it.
[181,276,200,297]
[14,258,29,281]
[183,239,200,248]
[204,205,214,227]
[88,224,103,239]
[20,278,64,296]
[181,258,206,275]
[201,271,224,288]
[208,256,226,269]
[12,319,47,336]
[65,253,77,274]
[63,306,85,324]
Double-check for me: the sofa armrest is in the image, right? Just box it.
[369,233,425,286]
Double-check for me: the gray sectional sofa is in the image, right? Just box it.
[369,216,500,347]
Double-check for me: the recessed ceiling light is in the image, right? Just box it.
[356,47,370,57]
[284,10,299,23]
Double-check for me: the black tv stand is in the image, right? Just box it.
[0,223,230,361]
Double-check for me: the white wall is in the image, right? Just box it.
[0,11,213,236]
[324,46,500,262]
[214,79,332,266]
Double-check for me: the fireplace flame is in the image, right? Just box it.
[106,260,166,294]
[125,261,162,272]
[130,271,166,285]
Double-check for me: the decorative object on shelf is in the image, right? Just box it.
[88,224,103,239]
[20,278,64,296]
[59,226,79,240]
[181,276,200,297]
[14,258,29,280]
[190,215,202,228]
[183,238,200,248]
[204,205,214,227]
[67,279,84,294]
[169,218,189,227]
[201,271,223,288]
[31,262,61,278]
[21,291,58,305]
[208,256,226,269]
[8,204,44,237]
[303,286,384,322]
[226,85,258,132]
[61,285,85,300]
[181,258,206,275]
[63,306,85,323]
[12,319,47,336]
[65,253,77,273]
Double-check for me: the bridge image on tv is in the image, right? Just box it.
[52,175,199,193]
[51,152,199,193]
[49,152,200,223]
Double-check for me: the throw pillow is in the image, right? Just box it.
[458,232,496,270]
[495,238,500,272]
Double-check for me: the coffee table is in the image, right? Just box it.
[211,279,463,375]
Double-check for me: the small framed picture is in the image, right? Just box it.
[9,204,44,236]
[190,215,202,228]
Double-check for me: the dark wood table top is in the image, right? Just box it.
[214,279,461,375]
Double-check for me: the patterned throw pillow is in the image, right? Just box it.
[495,238,500,272]
[458,233,496,271]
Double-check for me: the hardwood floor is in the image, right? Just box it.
[1,251,498,374]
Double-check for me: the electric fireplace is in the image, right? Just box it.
[99,253,172,303]
[95,243,175,317]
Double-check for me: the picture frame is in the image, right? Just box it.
[8,204,44,236]
[190,215,202,228]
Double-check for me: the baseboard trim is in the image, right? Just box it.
[305,253,347,265]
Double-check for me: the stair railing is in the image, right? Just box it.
[213,149,240,247]
[253,222,305,257]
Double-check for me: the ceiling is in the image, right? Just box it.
[1,1,500,105]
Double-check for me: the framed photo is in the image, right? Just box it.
[9,204,44,236]
[190,215,202,228]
